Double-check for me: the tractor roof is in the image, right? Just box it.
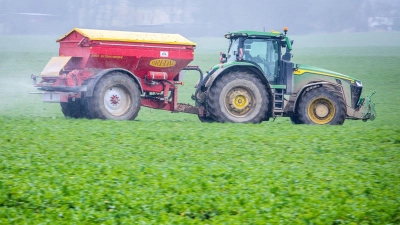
[225,30,285,39]
[57,28,197,46]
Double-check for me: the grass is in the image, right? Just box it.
[0,32,399,224]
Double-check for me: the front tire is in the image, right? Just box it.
[88,72,141,120]
[207,71,269,123]
[297,86,346,125]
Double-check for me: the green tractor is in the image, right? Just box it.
[194,28,376,124]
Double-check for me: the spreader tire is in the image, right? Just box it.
[297,86,346,125]
[88,72,141,120]
[207,71,269,123]
[60,99,90,118]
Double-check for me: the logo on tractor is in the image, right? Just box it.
[150,59,176,68]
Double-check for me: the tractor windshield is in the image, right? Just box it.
[227,38,239,62]
[243,39,279,81]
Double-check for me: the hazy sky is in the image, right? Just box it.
[0,0,398,36]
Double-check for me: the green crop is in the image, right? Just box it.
[0,33,399,224]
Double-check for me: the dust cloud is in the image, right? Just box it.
[0,36,59,117]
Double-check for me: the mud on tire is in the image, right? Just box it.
[195,99,215,123]
[207,71,269,123]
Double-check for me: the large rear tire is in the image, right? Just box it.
[195,100,215,123]
[198,115,215,123]
[60,99,90,118]
[207,71,269,123]
[297,86,346,125]
[88,72,141,120]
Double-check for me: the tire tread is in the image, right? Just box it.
[207,71,269,123]
[297,86,346,125]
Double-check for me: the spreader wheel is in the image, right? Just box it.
[207,71,269,123]
[60,98,90,118]
[297,86,346,125]
[88,72,141,120]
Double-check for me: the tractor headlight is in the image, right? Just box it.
[356,81,363,87]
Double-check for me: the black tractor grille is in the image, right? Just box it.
[351,85,362,108]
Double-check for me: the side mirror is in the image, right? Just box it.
[281,40,287,48]
[294,64,300,71]
[220,52,227,63]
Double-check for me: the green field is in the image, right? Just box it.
[0,32,399,224]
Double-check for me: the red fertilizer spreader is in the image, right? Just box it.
[32,28,203,120]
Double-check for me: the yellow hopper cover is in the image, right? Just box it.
[40,56,72,77]
[57,28,196,46]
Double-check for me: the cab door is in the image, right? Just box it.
[242,39,279,83]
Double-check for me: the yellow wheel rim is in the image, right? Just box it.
[233,95,247,109]
[225,87,254,117]
[307,97,335,124]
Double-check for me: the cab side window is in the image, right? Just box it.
[243,39,279,81]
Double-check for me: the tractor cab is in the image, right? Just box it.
[224,29,294,91]
[241,38,280,81]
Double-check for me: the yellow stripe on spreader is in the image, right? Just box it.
[57,28,196,46]
[294,69,354,83]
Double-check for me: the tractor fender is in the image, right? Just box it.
[204,64,270,89]
[84,68,143,97]
[204,64,274,117]
[292,82,344,112]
